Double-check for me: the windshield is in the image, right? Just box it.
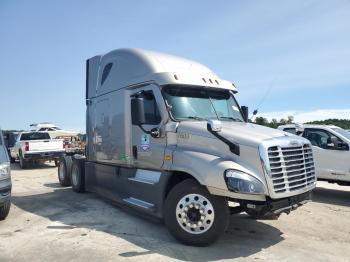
[163,86,244,122]
[331,128,350,140]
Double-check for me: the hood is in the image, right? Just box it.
[177,121,296,148]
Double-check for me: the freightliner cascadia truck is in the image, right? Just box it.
[58,48,316,246]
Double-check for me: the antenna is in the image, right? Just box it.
[250,78,276,121]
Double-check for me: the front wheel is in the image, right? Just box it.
[164,179,229,246]
[0,200,11,220]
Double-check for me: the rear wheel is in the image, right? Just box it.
[10,156,16,163]
[19,152,27,169]
[58,157,72,187]
[164,179,229,246]
[71,159,85,193]
[0,200,11,220]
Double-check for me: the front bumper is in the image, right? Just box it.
[243,190,312,215]
[24,151,64,161]
[0,178,12,205]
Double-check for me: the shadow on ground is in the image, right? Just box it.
[11,162,56,171]
[312,186,350,208]
[11,184,284,261]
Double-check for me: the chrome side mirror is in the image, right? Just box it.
[207,119,222,132]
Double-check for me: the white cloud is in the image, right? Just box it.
[258,109,350,123]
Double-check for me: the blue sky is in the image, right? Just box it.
[0,0,349,131]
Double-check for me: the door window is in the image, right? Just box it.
[303,129,343,150]
[140,91,161,125]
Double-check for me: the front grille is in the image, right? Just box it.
[268,144,315,194]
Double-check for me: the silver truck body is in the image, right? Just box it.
[85,48,315,200]
[0,129,11,220]
[66,48,316,245]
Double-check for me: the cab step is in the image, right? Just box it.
[123,197,155,210]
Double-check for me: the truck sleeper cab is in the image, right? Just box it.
[60,49,316,246]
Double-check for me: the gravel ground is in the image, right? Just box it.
[0,162,349,262]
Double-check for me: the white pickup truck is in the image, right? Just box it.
[278,124,350,186]
[11,132,65,169]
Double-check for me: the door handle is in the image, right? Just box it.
[132,145,137,159]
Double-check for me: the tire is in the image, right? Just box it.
[58,157,72,187]
[70,159,85,193]
[164,179,229,246]
[54,160,59,167]
[0,200,11,220]
[10,156,16,163]
[18,152,27,169]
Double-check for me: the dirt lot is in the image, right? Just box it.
[0,163,349,262]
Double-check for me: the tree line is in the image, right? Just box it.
[254,116,350,130]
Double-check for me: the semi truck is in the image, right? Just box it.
[58,48,316,246]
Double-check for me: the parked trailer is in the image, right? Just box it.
[59,48,316,246]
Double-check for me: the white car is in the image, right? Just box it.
[11,132,65,169]
[278,124,350,185]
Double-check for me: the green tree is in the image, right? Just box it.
[269,118,279,128]
[255,117,269,127]
[287,116,294,124]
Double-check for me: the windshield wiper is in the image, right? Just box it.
[219,116,243,122]
[186,116,206,121]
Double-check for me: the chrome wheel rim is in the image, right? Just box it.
[71,166,78,186]
[176,193,215,234]
[58,162,65,181]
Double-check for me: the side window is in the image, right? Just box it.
[284,128,296,134]
[141,91,161,125]
[101,63,113,85]
[304,129,342,149]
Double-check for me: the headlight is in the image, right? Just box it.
[224,169,265,194]
[0,163,11,180]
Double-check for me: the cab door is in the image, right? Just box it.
[303,128,350,181]
[130,85,167,170]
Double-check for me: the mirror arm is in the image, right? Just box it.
[207,123,240,155]
[138,124,150,135]
[137,125,161,138]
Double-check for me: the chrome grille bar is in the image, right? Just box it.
[267,144,316,194]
